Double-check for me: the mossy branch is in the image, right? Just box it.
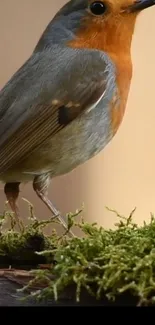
[1,201,155,306]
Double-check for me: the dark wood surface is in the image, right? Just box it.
[0,275,141,306]
[0,277,104,306]
[0,266,144,306]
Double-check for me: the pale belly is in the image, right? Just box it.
[0,97,114,183]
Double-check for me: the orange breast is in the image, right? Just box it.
[109,53,132,135]
[68,15,134,136]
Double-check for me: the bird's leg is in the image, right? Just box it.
[4,182,23,231]
[33,174,75,237]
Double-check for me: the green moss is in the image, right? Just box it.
[0,201,56,266]
[16,207,155,306]
[1,203,155,306]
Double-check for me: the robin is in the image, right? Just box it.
[0,0,154,235]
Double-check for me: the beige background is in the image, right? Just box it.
[0,0,155,232]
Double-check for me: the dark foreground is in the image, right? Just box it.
[0,276,141,306]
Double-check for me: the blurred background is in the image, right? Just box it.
[0,0,155,233]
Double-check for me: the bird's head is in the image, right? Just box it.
[52,0,155,53]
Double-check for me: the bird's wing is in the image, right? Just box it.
[0,47,115,173]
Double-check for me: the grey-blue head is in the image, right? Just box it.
[34,0,88,51]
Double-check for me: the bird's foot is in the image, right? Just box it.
[33,174,75,237]
[5,199,24,232]
[35,190,75,237]
[4,182,24,232]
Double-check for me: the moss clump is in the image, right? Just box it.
[2,203,155,306]
[0,201,57,267]
[15,207,155,306]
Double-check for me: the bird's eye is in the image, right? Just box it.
[89,1,107,15]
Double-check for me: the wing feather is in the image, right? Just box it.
[0,47,114,173]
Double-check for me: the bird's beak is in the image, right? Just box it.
[125,0,155,12]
